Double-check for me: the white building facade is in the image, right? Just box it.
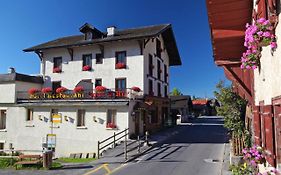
[0,23,181,157]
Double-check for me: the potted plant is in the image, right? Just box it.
[74,86,84,93]
[115,63,126,69]
[53,67,62,73]
[106,123,117,129]
[41,87,52,94]
[95,86,106,92]
[82,65,91,71]
[56,87,67,94]
[28,88,40,95]
[131,86,141,92]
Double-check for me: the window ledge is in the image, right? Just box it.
[0,129,7,132]
[106,128,118,130]
[25,124,35,127]
[77,126,87,129]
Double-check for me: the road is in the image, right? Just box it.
[112,116,228,175]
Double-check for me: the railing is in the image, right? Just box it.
[17,88,143,101]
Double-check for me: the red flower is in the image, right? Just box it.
[53,67,62,73]
[131,86,141,92]
[95,86,106,92]
[106,123,117,128]
[28,88,40,95]
[56,87,67,93]
[41,87,52,94]
[74,86,84,93]
[82,65,91,71]
[115,63,126,69]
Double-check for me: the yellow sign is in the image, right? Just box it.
[29,93,84,99]
[52,113,62,124]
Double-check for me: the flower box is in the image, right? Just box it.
[28,88,40,95]
[53,67,62,73]
[95,86,106,92]
[56,87,67,94]
[82,65,91,71]
[115,63,126,69]
[41,87,52,94]
[131,86,141,92]
[106,123,117,128]
[74,86,84,93]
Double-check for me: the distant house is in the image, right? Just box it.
[192,99,219,116]
[170,95,193,123]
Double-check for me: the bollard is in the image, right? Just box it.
[113,132,116,148]
[97,141,100,159]
[124,130,127,160]
[137,136,140,153]
[145,131,149,146]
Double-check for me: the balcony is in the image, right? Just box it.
[16,88,143,102]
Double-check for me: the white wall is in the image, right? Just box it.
[43,40,144,92]
[143,35,170,96]
[0,84,16,103]
[0,105,129,157]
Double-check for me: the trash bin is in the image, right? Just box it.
[43,151,53,169]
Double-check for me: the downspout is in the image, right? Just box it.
[35,51,45,80]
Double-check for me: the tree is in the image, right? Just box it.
[170,88,182,96]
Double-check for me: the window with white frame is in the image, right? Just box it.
[0,110,6,130]
[77,109,85,127]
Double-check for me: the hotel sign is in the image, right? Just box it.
[29,93,85,99]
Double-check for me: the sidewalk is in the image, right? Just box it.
[221,143,232,175]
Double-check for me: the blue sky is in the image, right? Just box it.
[0,0,228,98]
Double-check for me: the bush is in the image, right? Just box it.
[0,158,17,168]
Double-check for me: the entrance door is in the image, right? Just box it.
[274,104,281,168]
[135,112,140,136]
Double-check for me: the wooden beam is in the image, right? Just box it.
[35,51,43,61]
[67,48,73,61]
[215,60,241,66]
[144,39,150,48]
[138,40,143,55]
[212,29,245,39]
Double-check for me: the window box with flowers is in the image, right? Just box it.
[131,86,141,92]
[115,63,126,69]
[241,18,277,70]
[95,86,107,92]
[28,88,40,96]
[82,65,91,71]
[56,87,67,94]
[53,67,62,73]
[74,86,84,93]
[42,87,52,94]
[106,123,117,129]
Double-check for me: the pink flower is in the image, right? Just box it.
[262,32,271,38]
[257,18,266,24]
[270,42,277,49]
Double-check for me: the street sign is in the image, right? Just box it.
[46,134,56,148]
[52,113,62,124]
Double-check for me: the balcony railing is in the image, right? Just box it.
[17,88,143,101]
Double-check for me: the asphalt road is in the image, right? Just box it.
[112,116,228,175]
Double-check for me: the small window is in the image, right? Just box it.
[86,32,92,40]
[82,54,92,67]
[50,109,58,122]
[26,109,33,121]
[0,110,6,130]
[107,109,116,126]
[0,143,4,151]
[157,83,161,97]
[77,109,85,127]
[149,79,153,96]
[157,60,161,79]
[115,78,126,91]
[149,54,153,76]
[116,51,126,64]
[53,57,62,72]
[52,81,61,93]
[156,39,161,58]
[95,79,102,87]
[96,53,103,64]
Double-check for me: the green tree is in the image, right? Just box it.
[170,88,182,96]
[213,80,247,137]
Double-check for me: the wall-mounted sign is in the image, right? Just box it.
[29,93,84,99]
[46,134,56,148]
[52,113,62,124]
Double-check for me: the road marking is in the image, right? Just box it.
[106,164,127,175]
[83,163,110,175]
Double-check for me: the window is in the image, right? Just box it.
[52,81,61,93]
[82,54,92,67]
[164,86,168,97]
[157,83,161,97]
[0,143,3,151]
[149,79,153,96]
[53,57,62,72]
[86,32,92,40]
[115,78,126,91]
[156,39,161,58]
[157,60,161,79]
[115,51,126,64]
[95,79,102,87]
[50,109,58,122]
[149,54,153,76]
[107,109,116,126]
[164,64,167,82]
[26,109,33,121]
[77,109,85,127]
[96,53,103,64]
[0,110,6,130]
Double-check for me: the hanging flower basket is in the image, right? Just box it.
[106,123,117,128]
[53,67,62,73]
[28,88,40,95]
[74,86,84,93]
[131,86,141,92]
[95,86,106,92]
[41,87,52,94]
[82,65,91,71]
[56,87,67,94]
[115,63,126,69]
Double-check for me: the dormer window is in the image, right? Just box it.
[79,23,104,40]
[86,32,92,40]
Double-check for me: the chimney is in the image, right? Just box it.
[8,67,15,74]
[107,26,116,36]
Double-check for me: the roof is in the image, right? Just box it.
[0,73,44,84]
[23,24,181,66]
[170,95,192,109]
[192,99,209,105]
